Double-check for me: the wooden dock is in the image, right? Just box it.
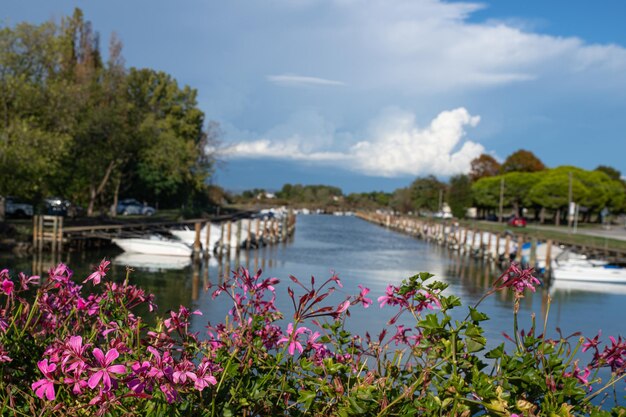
[31,211,297,255]
[356,211,626,279]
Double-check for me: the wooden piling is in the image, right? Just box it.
[504,235,511,260]
[205,222,211,254]
[226,221,232,252]
[194,222,202,254]
[246,219,252,250]
[236,220,242,252]
[516,235,524,262]
[545,240,553,276]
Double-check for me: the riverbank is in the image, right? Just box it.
[357,212,626,264]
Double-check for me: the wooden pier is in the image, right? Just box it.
[31,210,297,256]
[356,211,626,279]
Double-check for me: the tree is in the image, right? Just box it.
[469,154,500,181]
[595,165,622,181]
[390,187,413,213]
[0,10,218,214]
[501,149,546,173]
[471,177,500,217]
[408,176,446,213]
[502,171,543,216]
[448,174,472,218]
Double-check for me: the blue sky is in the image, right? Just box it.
[4,0,626,193]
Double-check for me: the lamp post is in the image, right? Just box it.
[498,177,505,223]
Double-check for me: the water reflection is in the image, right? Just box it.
[1,216,624,345]
[113,253,192,271]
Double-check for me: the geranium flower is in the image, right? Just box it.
[31,359,56,401]
[84,259,110,285]
[278,323,309,355]
[88,348,127,391]
[0,278,14,296]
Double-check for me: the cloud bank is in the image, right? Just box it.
[224,107,484,177]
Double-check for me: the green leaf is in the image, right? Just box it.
[469,307,489,322]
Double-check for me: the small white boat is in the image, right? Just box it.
[551,260,626,284]
[113,253,192,270]
[170,223,222,251]
[550,279,626,295]
[112,235,193,257]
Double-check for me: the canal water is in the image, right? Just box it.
[1,215,625,362]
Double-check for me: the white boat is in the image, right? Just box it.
[551,260,626,284]
[550,279,626,295]
[113,253,192,270]
[171,221,260,251]
[112,235,193,257]
[170,223,222,251]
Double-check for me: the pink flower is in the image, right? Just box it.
[19,272,40,290]
[88,348,127,391]
[0,278,14,296]
[193,359,218,391]
[84,259,110,285]
[31,359,56,401]
[335,300,350,315]
[499,263,541,293]
[377,285,399,308]
[582,331,601,353]
[358,285,372,308]
[62,336,88,374]
[277,323,309,355]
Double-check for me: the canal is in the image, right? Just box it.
[1,214,624,360]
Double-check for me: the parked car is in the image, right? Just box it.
[117,199,156,216]
[4,196,34,218]
[44,196,69,216]
[507,216,527,228]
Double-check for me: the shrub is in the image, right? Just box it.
[0,262,624,416]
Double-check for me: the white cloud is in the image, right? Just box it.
[224,107,484,177]
[267,74,345,87]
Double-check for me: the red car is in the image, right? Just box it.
[507,216,527,227]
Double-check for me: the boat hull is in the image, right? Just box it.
[552,264,626,284]
[112,238,192,257]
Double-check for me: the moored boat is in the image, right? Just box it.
[112,235,193,257]
[551,260,626,284]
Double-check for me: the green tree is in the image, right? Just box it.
[594,165,621,181]
[408,176,446,213]
[448,174,472,218]
[502,171,543,216]
[471,176,500,216]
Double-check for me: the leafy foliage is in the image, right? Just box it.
[0,10,217,214]
[0,263,623,416]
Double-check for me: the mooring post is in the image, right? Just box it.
[236,219,242,253]
[255,218,261,247]
[494,233,501,260]
[530,237,538,268]
[516,235,524,262]
[205,222,211,255]
[246,219,252,250]
[504,235,511,261]
[58,216,64,254]
[226,221,232,253]
[32,215,39,250]
[545,240,553,277]
[219,222,225,257]
[194,222,202,254]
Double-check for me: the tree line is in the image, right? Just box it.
[238,150,626,224]
[0,9,218,216]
